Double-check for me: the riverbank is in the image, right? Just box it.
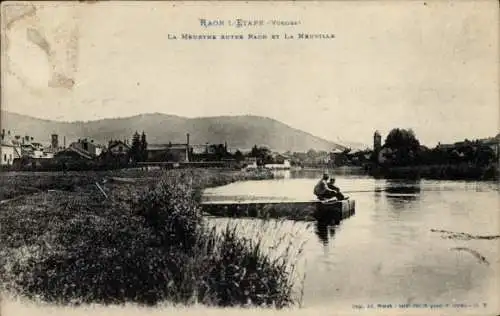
[367,163,499,181]
[290,166,367,176]
[0,168,302,308]
[0,168,273,201]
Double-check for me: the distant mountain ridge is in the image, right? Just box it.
[1,111,352,153]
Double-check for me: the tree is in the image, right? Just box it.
[383,128,421,166]
[249,145,259,157]
[475,145,495,167]
[140,131,148,162]
[130,131,141,162]
[206,144,229,160]
[306,149,317,159]
[249,145,270,158]
[217,144,227,159]
[384,128,420,150]
[249,145,272,165]
[233,150,244,162]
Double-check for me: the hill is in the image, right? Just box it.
[1,111,347,153]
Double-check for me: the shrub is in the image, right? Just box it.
[198,226,294,308]
[132,177,203,253]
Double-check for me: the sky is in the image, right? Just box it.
[1,1,499,147]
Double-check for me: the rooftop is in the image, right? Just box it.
[147,143,188,150]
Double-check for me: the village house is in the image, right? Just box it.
[244,156,258,164]
[146,133,191,163]
[39,133,63,159]
[2,143,20,166]
[2,130,71,168]
[270,152,287,163]
[330,148,348,166]
[54,146,94,161]
[244,157,258,169]
[227,147,242,155]
[263,156,291,170]
[477,134,500,158]
[42,148,55,159]
[1,130,58,165]
[72,138,99,157]
[95,144,106,157]
[189,143,213,162]
[14,133,58,159]
[1,130,21,166]
[191,144,208,155]
[206,143,217,155]
[378,147,395,164]
[189,142,234,162]
[108,140,130,156]
[311,151,331,165]
[347,149,372,166]
[436,143,457,151]
[436,134,500,159]
[54,138,106,162]
[21,141,45,158]
[147,143,190,162]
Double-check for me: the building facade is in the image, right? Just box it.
[147,143,189,162]
[54,147,94,161]
[146,134,191,163]
[108,140,130,155]
[69,138,102,158]
[1,129,22,166]
[1,143,21,166]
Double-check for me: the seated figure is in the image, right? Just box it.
[313,173,337,200]
[327,177,345,200]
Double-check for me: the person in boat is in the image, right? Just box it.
[314,173,338,200]
[327,177,346,200]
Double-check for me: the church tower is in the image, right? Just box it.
[373,130,382,153]
[373,131,382,163]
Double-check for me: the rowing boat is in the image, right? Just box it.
[313,198,356,224]
[200,197,355,223]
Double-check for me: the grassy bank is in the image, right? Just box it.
[0,169,302,308]
[0,169,159,201]
[0,168,273,201]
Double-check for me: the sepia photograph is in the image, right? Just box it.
[0,1,499,315]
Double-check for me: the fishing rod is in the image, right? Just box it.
[202,187,495,203]
[342,189,385,194]
[342,187,497,194]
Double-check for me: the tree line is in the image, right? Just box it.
[375,128,497,168]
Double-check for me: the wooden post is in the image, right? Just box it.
[95,182,108,199]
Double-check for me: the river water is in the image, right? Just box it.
[204,170,499,312]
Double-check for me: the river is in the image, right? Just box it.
[203,170,499,312]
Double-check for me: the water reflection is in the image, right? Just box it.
[288,169,352,180]
[271,170,291,179]
[205,174,499,310]
[315,220,337,245]
[288,169,324,179]
[374,188,383,201]
[384,179,422,205]
[385,179,422,193]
